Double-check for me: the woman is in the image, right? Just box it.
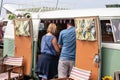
[36,23,60,80]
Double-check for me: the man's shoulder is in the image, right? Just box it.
[60,29,67,34]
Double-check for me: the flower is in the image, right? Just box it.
[102,76,112,80]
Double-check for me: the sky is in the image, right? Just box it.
[2,0,120,9]
[0,0,120,18]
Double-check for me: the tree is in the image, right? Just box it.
[106,4,120,8]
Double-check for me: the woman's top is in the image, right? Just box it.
[41,35,57,56]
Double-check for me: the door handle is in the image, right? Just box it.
[93,54,100,63]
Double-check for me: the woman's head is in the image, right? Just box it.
[47,23,57,34]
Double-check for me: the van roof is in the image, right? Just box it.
[32,8,120,19]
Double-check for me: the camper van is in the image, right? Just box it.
[3,8,120,80]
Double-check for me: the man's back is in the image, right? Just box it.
[58,26,76,61]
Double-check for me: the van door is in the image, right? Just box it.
[14,18,33,76]
[74,16,101,80]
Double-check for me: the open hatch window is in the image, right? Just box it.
[101,19,120,43]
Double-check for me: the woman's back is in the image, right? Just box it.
[41,35,57,56]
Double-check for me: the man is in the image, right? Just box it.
[58,20,76,78]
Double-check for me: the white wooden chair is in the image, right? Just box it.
[51,67,91,80]
[0,56,24,80]
[69,67,91,80]
[114,71,120,80]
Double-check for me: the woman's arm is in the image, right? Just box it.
[52,37,60,54]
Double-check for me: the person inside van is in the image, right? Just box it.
[58,20,76,78]
[36,23,60,80]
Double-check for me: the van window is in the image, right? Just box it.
[111,19,120,43]
[101,20,114,42]
[101,19,120,43]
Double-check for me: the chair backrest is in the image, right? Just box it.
[3,56,23,66]
[114,71,120,80]
[70,67,91,80]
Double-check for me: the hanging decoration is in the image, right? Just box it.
[64,20,66,23]
[14,19,30,36]
[48,20,51,23]
[23,13,31,18]
[8,14,16,20]
[69,19,72,23]
[44,20,46,23]
[52,20,54,23]
[75,18,96,41]
[60,20,62,23]
[56,20,58,23]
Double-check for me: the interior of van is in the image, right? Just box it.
[36,19,74,60]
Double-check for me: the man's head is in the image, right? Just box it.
[66,20,74,28]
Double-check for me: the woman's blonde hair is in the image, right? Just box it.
[47,23,57,34]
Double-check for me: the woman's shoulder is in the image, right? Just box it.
[45,34,56,39]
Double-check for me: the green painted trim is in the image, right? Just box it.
[101,47,120,79]
[31,41,39,79]
[3,38,15,57]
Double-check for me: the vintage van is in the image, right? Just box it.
[3,8,120,80]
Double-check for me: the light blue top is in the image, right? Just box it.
[58,26,76,61]
[41,35,57,56]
